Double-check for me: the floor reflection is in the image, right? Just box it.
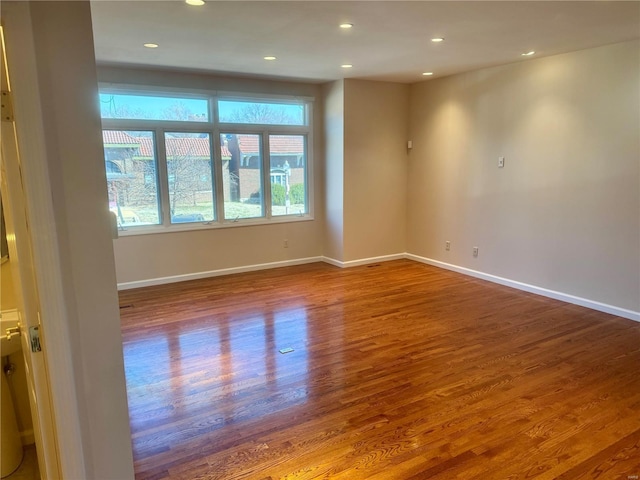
[123,304,310,452]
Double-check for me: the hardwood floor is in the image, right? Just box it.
[118,260,640,479]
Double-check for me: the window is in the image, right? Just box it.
[218,99,306,125]
[103,130,160,227]
[165,132,215,224]
[220,133,263,220]
[269,135,307,216]
[100,93,209,122]
[99,90,311,233]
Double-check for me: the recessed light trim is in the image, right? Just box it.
[143,43,159,49]
[431,38,444,43]
[341,64,353,68]
[264,56,277,61]
[522,51,536,56]
[185,0,205,5]
[340,23,354,29]
[422,72,434,76]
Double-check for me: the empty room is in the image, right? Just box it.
[1,1,639,479]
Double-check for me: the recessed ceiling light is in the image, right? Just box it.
[341,64,353,68]
[522,51,536,56]
[422,72,434,76]
[143,43,158,49]
[431,38,444,43]
[185,0,205,5]
[340,23,353,29]
[264,56,277,61]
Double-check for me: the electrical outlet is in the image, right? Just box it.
[283,239,289,248]
[445,241,451,251]
[473,246,479,257]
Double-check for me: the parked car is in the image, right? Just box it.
[171,213,205,223]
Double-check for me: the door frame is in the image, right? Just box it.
[1,5,87,478]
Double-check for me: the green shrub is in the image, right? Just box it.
[290,183,305,205]
[271,183,286,206]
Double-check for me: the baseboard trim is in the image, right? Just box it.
[117,256,324,290]
[117,252,639,322]
[406,254,640,323]
[321,253,406,268]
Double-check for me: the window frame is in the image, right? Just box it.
[99,86,314,236]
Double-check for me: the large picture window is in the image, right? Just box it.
[99,91,311,233]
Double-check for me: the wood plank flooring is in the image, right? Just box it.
[118,260,640,479]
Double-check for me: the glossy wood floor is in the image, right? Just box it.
[119,260,640,480]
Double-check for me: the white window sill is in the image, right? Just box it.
[114,214,314,237]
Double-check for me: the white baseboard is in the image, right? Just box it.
[117,252,639,323]
[117,256,323,290]
[406,254,640,323]
[321,253,406,268]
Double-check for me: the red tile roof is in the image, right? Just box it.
[104,131,304,159]
[270,135,305,154]
[103,130,139,145]
[165,137,213,157]
[231,135,304,155]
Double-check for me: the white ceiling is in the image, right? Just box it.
[90,1,640,84]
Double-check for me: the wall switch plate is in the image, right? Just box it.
[473,246,479,257]
[498,156,505,168]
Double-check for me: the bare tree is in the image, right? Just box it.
[226,104,298,125]
[161,101,205,122]
[101,102,147,120]
[165,136,212,216]
[224,134,241,202]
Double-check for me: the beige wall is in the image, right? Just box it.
[99,67,324,284]
[408,40,640,312]
[322,80,345,261]
[321,79,409,263]
[114,221,322,282]
[343,80,409,261]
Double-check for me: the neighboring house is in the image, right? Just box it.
[222,134,306,200]
[102,131,305,215]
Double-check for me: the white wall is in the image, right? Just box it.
[408,40,640,313]
[98,67,324,285]
[343,79,409,261]
[4,2,135,478]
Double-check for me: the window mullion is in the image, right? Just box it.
[155,128,171,226]
[262,131,272,219]
[212,129,225,223]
